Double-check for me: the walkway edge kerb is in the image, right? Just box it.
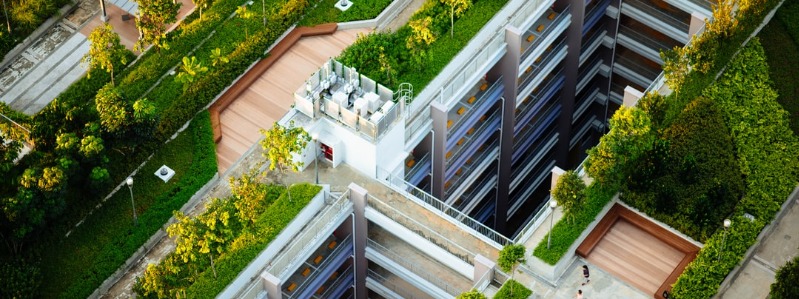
[208,23,338,143]
[712,183,799,298]
[90,173,222,298]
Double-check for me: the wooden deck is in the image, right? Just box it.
[215,28,368,173]
[586,219,683,295]
[577,204,700,298]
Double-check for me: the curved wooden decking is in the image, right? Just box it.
[210,24,369,173]
[577,204,700,298]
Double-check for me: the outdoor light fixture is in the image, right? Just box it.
[718,218,731,261]
[126,177,138,226]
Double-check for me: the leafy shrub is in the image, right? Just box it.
[533,183,615,264]
[298,0,394,26]
[41,111,217,298]
[0,258,41,299]
[457,289,486,299]
[494,279,531,299]
[134,183,322,298]
[771,255,799,299]
[623,97,743,241]
[671,40,799,298]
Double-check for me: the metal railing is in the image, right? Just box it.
[367,269,418,299]
[366,194,475,265]
[615,55,661,81]
[521,8,571,62]
[289,235,353,298]
[623,0,690,32]
[513,194,553,243]
[267,190,352,278]
[618,24,676,55]
[318,264,354,298]
[375,168,513,248]
[368,239,462,296]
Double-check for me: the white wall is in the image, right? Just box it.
[375,119,406,179]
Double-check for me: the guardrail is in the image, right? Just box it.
[266,190,351,278]
[367,269,417,299]
[368,239,461,296]
[366,194,475,265]
[377,167,513,248]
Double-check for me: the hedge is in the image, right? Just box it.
[671,39,799,298]
[37,111,218,298]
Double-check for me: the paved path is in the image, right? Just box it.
[716,192,799,299]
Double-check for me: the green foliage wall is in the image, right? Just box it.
[771,255,799,299]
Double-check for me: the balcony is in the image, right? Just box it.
[613,54,661,88]
[579,28,608,66]
[453,163,498,215]
[509,157,556,217]
[445,138,500,203]
[367,268,430,299]
[520,7,572,65]
[515,74,563,135]
[283,235,353,298]
[582,0,611,35]
[621,0,690,43]
[518,39,568,96]
[445,110,500,179]
[511,131,559,192]
[512,100,560,164]
[576,54,607,94]
[617,23,680,64]
[573,84,601,123]
[447,80,504,149]
[405,152,431,187]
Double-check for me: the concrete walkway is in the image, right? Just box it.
[716,191,799,299]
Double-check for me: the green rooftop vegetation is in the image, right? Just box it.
[134,182,322,298]
[534,1,799,298]
[298,0,394,27]
[338,0,507,92]
[0,0,384,296]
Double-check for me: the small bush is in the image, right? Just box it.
[494,279,531,299]
[771,255,799,299]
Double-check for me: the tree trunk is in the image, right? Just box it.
[450,6,454,37]
[210,253,217,278]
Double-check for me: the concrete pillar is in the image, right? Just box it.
[430,102,448,201]
[473,254,496,285]
[348,183,368,299]
[556,0,586,168]
[492,25,523,236]
[622,85,644,107]
[550,166,566,195]
[688,12,707,39]
[261,271,282,299]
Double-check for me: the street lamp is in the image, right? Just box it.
[99,0,108,22]
[547,199,558,249]
[311,134,319,185]
[718,218,731,261]
[126,177,138,226]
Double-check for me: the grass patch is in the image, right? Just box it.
[494,279,532,299]
[298,0,394,26]
[36,111,217,298]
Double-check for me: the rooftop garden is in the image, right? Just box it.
[134,181,322,298]
[337,0,507,92]
[0,0,386,296]
[298,0,394,26]
[534,0,799,298]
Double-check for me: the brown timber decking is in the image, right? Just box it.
[211,25,369,173]
[577,204,700,298]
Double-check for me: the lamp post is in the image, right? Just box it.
[547,199,557,249]
[99,0,108,22]
[126,177,138,226]
[718,218,731,261]
[311,134,319,185]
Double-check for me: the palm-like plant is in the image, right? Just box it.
[175,56,208,88]
[236,6,255,38]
